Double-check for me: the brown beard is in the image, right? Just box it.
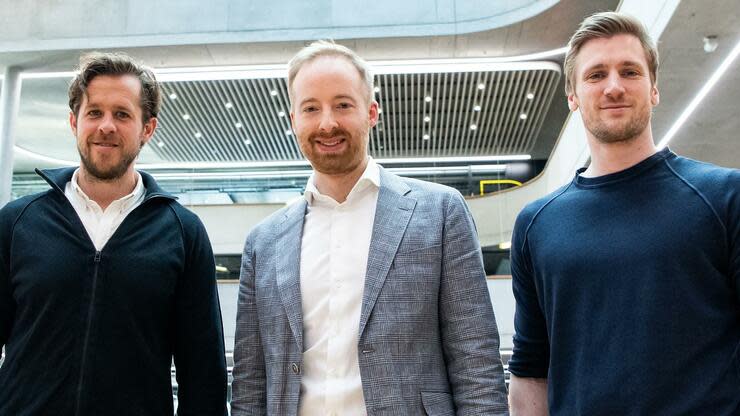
[588,107,652,144]
[302,126,368,175]
[78,138,142,181]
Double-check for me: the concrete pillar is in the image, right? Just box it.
[0,67,22,207]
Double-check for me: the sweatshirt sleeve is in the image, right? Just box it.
[172,212,228,416]
[507,203,550,378]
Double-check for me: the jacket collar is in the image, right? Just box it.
[35,167,175,201]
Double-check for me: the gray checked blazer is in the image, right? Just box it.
[231,167,509,416]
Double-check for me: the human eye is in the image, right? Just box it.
[337,101,353,109]
[87,109,101,117]
[586,72,605,81]
[622,68,640,77]
[116,111,131,119]
[302,105,318,113]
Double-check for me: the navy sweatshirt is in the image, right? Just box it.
[0,168,227,415]
[509,149,740,415]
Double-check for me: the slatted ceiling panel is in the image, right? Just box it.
[153,66,559,162]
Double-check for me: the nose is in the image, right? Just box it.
[98,113,116,135]
[604,72,625,98]
[318,109,338,133]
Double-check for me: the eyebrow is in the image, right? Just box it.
[583,61,645,73]
[297,94,358,107]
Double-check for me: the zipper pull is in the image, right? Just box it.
[94,251,102,263]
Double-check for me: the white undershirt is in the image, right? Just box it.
[64,169,146,251]
[298,158,380,416]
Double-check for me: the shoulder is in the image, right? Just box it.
[247,200,304,244]
[515,182,572,232]
[390,172,463,206]
[165,200,206,230]
[665,153,739,189]
[0,191,51,226]
[664,154,740,216]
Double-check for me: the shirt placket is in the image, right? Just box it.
[325,203,346,415]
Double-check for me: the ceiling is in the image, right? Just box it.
[154,63,561,162]
[651,0,739,169]
[5,0,739,199]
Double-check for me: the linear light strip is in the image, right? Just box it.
[657,37,740,149]
[13,144,531,170]
[9,47,567,82]
[151,164,507,181]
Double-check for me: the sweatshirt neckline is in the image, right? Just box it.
[575,147,673,188]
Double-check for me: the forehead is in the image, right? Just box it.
[292,56,366,98]
[83,74,142,107]
[575,33,650,72]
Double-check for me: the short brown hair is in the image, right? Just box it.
[287,40,374,107]
[68,52,162,122]
[564,12,659,95]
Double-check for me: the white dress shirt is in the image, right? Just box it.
[298,158,380,416]
[64,169,146,251]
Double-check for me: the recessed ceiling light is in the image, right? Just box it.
[194,132,202,138]
[470,124,477,131]
[423,115,431,122]
[473,105,482,112]
[526,92,535,100]
[182,114,190,120]
[422,134,430,140]
[477,83,485,90]
[244,139,252,145]
[278,111,286,117]
[225,102,233,109]
[424,95,432,102]
[169,93,177,100]
[235,122,243,128]
[374,86,381,93]
[703,35,719,53]
[270,90,278,96]
[520,113,528,120]
[378,108,383,114]
[498,241,512,250]
[156,141,165,148]
[285,129,293,136]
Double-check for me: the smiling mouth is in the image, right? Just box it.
[315,138,345,147]
[93,142,119,148]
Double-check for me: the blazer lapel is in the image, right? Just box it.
[358,169,416,337]
[275,199,308,351]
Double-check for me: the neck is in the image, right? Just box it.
[582,129,657,178]
[313,158,368,203]
[76,167,138,210]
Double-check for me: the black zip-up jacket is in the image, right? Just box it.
[0,168,227,415]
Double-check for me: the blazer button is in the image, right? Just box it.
[291,362,301,375]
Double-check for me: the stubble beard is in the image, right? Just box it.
[587,106,652,144]
[78,135,142,181]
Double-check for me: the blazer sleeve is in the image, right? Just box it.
[439,191,509,415]
[172,214,228,416]
[230,233,267,415]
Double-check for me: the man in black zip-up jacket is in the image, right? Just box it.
[0,53,227,415]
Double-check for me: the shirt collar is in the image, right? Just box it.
[304,157,381,205]
[70,168,145,211]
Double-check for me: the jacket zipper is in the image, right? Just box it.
[74,250,102,416]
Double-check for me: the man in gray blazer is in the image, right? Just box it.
[231,40,509,416]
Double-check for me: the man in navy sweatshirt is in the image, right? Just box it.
[0,53,227,415]
[508,12,740,415]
